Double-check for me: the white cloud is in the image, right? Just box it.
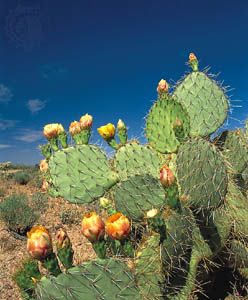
[0,119,17,130]
[15,129,42,142]
[0,144,11,149]
[0,84,13,103]
[26,99,46,114]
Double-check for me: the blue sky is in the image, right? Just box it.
[0,0,248,164]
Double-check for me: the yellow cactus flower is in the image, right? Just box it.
[39,159,49,172]
[69,121,82,136]
[27,225,53,260]
[79,113,93,128]
[157,79,169,93]
[82,212,105,242]
[105,212,131,240]
[97,123,115,140]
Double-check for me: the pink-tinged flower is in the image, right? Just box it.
[39,159,49,172]
[189,52,197,62]
[27,225,53,260]
[79,114,93,129]
[157,79,169,93]
[105,213,131,240]
[160,164,175,187]
[81,212,105,242]
[69,121,82,136]
[56,228,71,250]
[41,180,49,192]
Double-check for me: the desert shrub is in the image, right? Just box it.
[13,172,31,185]
[0,193,38,235]
[0,187,6,197]
[31,192,48,213]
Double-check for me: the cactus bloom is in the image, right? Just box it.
[43,124,62,140]
[39,159,49,172]
[97,123,115,140]
[56,228,71,249]
[160,164,175,187]
[69,121,82,136]
[27,226,53,260]
[157,79,169,93]
[99,197,111,208]
[117,119,125,130]
[105,213,131,240]
[189,52,197,62]
[81,212,105,242]
[80,114,93,129]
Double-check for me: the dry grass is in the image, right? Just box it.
[0,171,95,300]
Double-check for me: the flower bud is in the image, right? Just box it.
[27,226,53,260]
[56,228,71,250]
[81,212,105,243]
[157,79,169,94]
[43,124,61,140]
[160,164,175,187]
[69,121,82,136]
[146,208,158,219]
[97,123,115,140]
[39,159,49,172]
[80,114,93,129]
[105,213,131,240]
[189,52,197,62]
[99,197,111,208]
[117,119,126,130]
[41,180,49,192]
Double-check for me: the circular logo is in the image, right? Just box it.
[5,5,45,52]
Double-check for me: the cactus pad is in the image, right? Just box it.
[145,95,190,153]
[36,259,141,300]
[49,145,118,203]
[114,143,161,180]
[114,174,166,220]
[173,71,229,137]
[176,138,228,209]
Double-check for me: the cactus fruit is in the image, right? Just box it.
[36,259,141,300]
[49,145,119,203]
[173,55,229,137]
[145,94,190,153]
[176,138,228,209]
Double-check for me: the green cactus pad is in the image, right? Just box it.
[145,95,190,153]
[226,181,248,238]
[215,130,248,175]
[114,174,166,221]
[229,239,248,268]
[173,71,229,137]
[36,259,141,300]
[49,145,118,203]
[135,233,165,300]
[114,143,161,180]
[176,138,228,209]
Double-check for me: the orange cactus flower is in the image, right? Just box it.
[79,114,93,129]
[160,164,175,187]
[69,121,82,136]
[43,124,63,140]
[105,213,131,240]
[81,212,105,243]
[189,52,197,62]
[56,228,71,249]
[157,79,169,94]
[39,159,49,172]
[27,225,53,260]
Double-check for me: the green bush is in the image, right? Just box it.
[0,193,38,235]
[31,192,48,213]
[13,172,31,185]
